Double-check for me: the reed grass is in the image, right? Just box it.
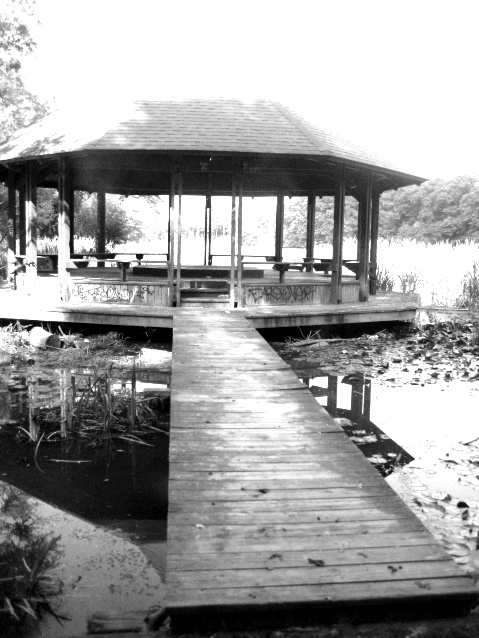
[0,486,63,629]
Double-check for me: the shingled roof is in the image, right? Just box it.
[0,99,419,179]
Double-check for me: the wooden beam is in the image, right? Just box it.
[204,175,212,266]
[275,191,284,262]
[329,172,345,304]
[67,170,75,252]
[229,173,237,308]
[19,186,26,256]
[58,157,71,301]
[305,194,316,272]
[357,174,372,302]
[236,171,244,308]
[176,171,183,308]
[25,162,38,292]
[369,187,380,295]
[97,182,106,262]
[7,170,16,287]
[168,175,176,307]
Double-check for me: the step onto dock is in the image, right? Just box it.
[166,311,477,628]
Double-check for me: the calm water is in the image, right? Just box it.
[0,362,170,524]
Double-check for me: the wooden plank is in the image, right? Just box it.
[169,543,450,572]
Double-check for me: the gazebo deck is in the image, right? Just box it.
[37,263,363,309]
[0,265,419,330]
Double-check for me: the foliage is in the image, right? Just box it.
[456,263,479,311]
[0,0,48,145]
[0,485,63,630]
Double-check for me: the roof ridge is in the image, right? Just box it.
[270,101,328,153]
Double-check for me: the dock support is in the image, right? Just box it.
[330,172,345,304]
[305,193,316,272]
[7,170,16,287]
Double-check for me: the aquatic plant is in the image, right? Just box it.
[456,262,479,311]
[0,485,64,630]
[375,264,395,292]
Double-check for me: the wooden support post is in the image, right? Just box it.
[19,186,26,255]
[358,174,372,302]
[58,157,71,301]
[369,187,380,295]
[329,172,345,304]
[175,171,183,308]
[67,173,75,253]
[229,172,237,308]
[97,182,106,265]
[275,190,284,262]
[168,175,176,307]
[236,171,244,308]
[25,161,38,292]
[306,193,316,272]
[204,175,212,266]
[7,170,16,287]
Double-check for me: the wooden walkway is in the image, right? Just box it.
[166,310,477,628]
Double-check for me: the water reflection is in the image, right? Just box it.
[301,371,414,476]
[0,363,169,522]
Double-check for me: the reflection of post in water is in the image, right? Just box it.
[27,374,39,441]
[344,373,371,427]
[59,368,73,437]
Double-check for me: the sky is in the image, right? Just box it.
[21,0,479,180]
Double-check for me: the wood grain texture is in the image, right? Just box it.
[165,311,478,620]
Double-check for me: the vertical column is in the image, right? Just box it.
[305,193,316,272]
[357,173,372,302]
[168,174,176,306]
[236,171,244,308]
[369,186,380,295]
[229,172,237,308]
[25,161,38,292]
[97,181,106,265]
[275,190,284,262]
[203,175,212,265]
[67,173,75,253]
[175,171,183,308]
[19,186,26,256]
[58,157,71,301]
[7,170,17,287]
[329,171,345,304]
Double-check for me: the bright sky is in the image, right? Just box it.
[22,0,479,180]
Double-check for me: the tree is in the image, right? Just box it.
[0,0,48,144]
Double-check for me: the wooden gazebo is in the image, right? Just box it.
[0,99,425,310]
